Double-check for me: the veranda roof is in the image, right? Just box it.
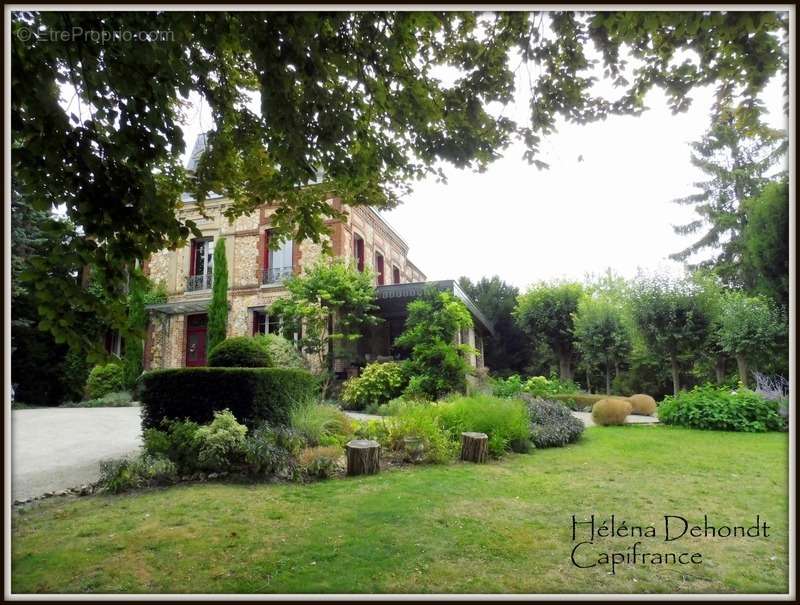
[375,280,494,336]
[145,299,210,315]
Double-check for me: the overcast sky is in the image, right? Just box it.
[177,22,787,292]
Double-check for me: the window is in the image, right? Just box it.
[263,229,294,284]
[252,310,282,335]
[375,252,385,285]
[104,330,123,358]
[392,265,401,284]
[353,233,365,272]
[188,238,214,291]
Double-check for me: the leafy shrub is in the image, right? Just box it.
[524,375,580,398]
[659,385,786,432]
[526,398,584,448]
[492,374,579,400]
[491,374,525,398]
[366,397,415,416]
[65,391,134,408]
[289,400,353,446]
[85,363,125,399]
[98,454,177,494]
[297,446,343,480]
[254,334,305,369]
[340,362,408,410]
[394,289,474,400]
[140,367,318,429]
[62,349,91,403]
[388,404,457,464]
[592,398,632,426]
[194,409,248,471]
[142,419,201,474]
[244,424,305,477]
[353,418,392,445]
[628,394,657,416]
[436,395,532,457]
[208,337,271,368]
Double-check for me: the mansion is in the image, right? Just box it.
[142,138,492,375]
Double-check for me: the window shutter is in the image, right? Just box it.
[190,240,197,276]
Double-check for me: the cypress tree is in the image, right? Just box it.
[207,238,229,354]
[122,270,147,389]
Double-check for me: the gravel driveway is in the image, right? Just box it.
[11,407,143,501]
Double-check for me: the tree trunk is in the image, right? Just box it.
[736,355,749,388]
[670,355,680,395]
[558,352,572,381]
[614,361,620,379]
[460,432,488,463]
[715,355,726,385]
[346,440,381,476]
[605,363,611,395]
[585,367,591,393]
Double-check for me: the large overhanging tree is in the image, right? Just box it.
[11,10,788,353]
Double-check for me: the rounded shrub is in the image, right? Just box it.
[254,334,304,369]
[340,362,408,410]
[208,337,270,368]
[85,363,126,399]
[628,393,657,416]
[526,398,584,448]
[592,398,632,426]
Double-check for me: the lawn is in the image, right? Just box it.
[11,425,788,595]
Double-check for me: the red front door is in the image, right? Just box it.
[186,314,208,367]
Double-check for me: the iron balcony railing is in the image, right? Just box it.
[186,272,213,292]
[261,266,293,285]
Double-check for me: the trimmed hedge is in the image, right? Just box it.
[140,368,318,429]
[208,337,271,367]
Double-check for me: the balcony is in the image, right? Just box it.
[261,266,293,285]
[187,272,213,292]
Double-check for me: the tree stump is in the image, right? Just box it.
[460,432,488,463]
[346,439,381,476]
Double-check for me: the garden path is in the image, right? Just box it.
[344,410,660,428]
[11,406,142,501]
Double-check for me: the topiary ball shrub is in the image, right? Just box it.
[340,362,408,410]
[85,363,126,399]
[254,334,305,369]
[208,337,271,368]
[592,398,632,426]
[628,393,657,416]
[526,398,585,448]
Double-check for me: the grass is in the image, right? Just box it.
[11,426,788,595]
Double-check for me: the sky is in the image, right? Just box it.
[176,22,788,292]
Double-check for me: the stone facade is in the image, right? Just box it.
[144,197,427,369]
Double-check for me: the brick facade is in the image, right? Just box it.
[145,197,427,369]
